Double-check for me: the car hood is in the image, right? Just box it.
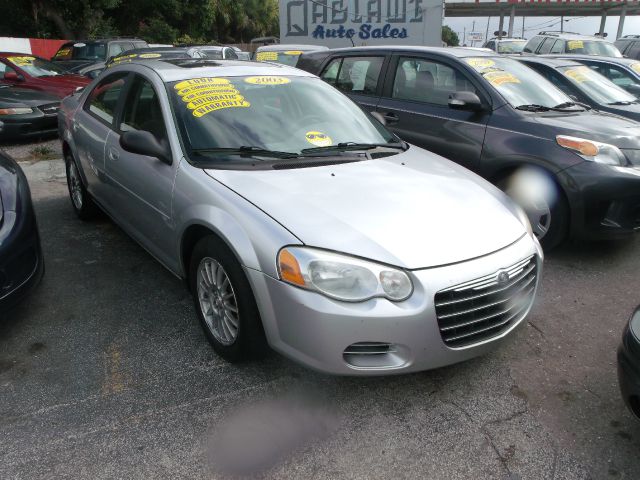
[38,74,90,88]
[526,110,640,149]
[0,86,59,107]
[205,147,527,269]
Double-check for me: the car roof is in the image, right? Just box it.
[489,38,526,42]
[304,45,500,59]
[518,56,582,67]
[534,32,610,41]
[542,53,639,66]
[112,58,317,82]
[256,44,329,52]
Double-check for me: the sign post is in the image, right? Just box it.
[279,0,444,47]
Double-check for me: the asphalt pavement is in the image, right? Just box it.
[1,156,639,479]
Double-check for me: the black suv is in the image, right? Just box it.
[523,31,621,57]
[297,46,640,249]
[51,38,148,72]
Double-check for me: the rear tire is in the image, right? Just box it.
[65,152,99,221]
[189,235,267,362]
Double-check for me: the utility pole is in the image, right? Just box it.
[471,20,476,46]
[522,16,525,38]
[486,16,491,43]
[463,26,466,46]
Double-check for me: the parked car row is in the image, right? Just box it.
[1,45,638,418]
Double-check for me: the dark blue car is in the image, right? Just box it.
[0,151,43,314]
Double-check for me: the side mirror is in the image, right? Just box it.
[448,91,483,111]
[120,130,172,165]
[4,71,23,82]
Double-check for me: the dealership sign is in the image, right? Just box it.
[279,0,443,47]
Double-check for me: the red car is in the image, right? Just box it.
[0,53,90,99]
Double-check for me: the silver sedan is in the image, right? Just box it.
[58,58,543,375]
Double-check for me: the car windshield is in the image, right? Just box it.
[565,39,622,57]
[54,42,107,61]
[169,75,397,164]
[6,56,67,77]
[200,49,224,60]
[497,41,526,54]
[255,50,304,66]
[558,65,637,105]
[465,57,573,109]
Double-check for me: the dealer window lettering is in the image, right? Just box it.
[312,23,407,40]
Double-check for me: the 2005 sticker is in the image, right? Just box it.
[466,58,495,71]
[244,76,291,85]
[305,131,332,147]
[139,53,162,59]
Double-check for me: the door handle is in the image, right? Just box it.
[382,112,399,124]
[72,120,79,132]
[107,149,119,161]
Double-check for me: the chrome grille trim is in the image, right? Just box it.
[343,342,396,355]
[434,255,537,348]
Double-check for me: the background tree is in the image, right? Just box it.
[442,25,460,47]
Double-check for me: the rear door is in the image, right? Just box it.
[318,54,387,112]
[73,71,130,205]
[375,54,490,172]
[104,72,177,268]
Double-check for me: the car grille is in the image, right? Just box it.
[434,255,538,348]
[38,103,60,115]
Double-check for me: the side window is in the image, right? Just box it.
[120,75,168,143]
[485,41,495,51]
[0,62,17,80]
[320,58,341,85]
[84,72,128,125]
[334,56,384,95]
[537,37,555,54]
[607,65,637,87]
[108,43,129,58]
[627,42,640,60]
[225,48,238,59]
[550,40,564,54]
[392,57,477,106]
[523,36,543,53]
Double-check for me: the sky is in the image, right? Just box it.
[443,15,640,45]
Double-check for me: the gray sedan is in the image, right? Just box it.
[58,58,542,375]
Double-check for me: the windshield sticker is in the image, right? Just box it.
[55,48,71,57]
[244,76,291,85]
[256,51,279,61]
[8,56,35,67]
[631,63,640,74]
[284,50,304,55]
[466,58,496,71]
[567,40,584,50]
[305,131,332,147]
[484,71,520,86]
[111,54,138,65]
[563,66,590,83]
[174,77,250,117]
[139,53,162,59]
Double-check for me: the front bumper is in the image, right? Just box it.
[0,111,58,143]
[559,162,640,240]
[617,309,640,419]
[247,235,542,375]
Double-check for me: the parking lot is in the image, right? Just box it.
[0,143,637,479]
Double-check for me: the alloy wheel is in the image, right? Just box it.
[197,257,239,345]
[68,160,83,210]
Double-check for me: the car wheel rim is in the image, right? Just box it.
[68,160,83,210]
[197,257,239,346]
[525,199,551,240]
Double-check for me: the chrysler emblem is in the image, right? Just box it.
[497,271,510,284]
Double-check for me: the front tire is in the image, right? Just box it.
[189,235,267,362]
[65,152,98,220]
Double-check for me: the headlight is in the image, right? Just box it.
[556,135,626,166]
[277,247,413,302]
[0,107,33,115]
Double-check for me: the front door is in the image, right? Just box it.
[376,55,490,173]
[104,73,177,269]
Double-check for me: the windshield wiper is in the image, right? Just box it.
[192,146,300,159]
[553,101,590,111]
[608,100,634,106]
[301,141,407,155]
[515,104,551,112]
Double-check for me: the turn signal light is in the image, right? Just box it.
[556,135,599,157]
[277,248,305,286]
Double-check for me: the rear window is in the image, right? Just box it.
[565,39,622,57]
[54,42,108,61]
